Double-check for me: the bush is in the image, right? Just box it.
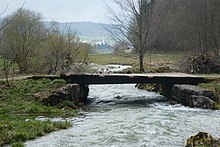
[180,54,220,74]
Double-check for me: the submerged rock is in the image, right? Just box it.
[172,84,218,109]
[185,132,220,147]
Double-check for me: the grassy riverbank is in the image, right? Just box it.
[0,78,77,146]
[141,78,220,109]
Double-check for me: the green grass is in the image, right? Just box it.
[199,78,220,96]
[0,78,74,114]
[0,114,71,146]
[0,78,77,146]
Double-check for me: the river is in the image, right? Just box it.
[26,84,220,147]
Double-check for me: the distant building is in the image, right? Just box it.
[95,37,106,46]
[95,37,113,52]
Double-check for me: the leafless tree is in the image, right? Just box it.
[40,23,91,74]
[106,0,165,72]
[40,23,77,74]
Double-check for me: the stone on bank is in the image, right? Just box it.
[172,84,219,109]
[136,83,220,109]
[34,84,89,108]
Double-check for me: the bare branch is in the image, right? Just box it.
[0,0,26,32]
[0,3,9,16]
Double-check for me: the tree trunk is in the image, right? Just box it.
[139,53,145,72]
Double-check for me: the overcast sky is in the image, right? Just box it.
[0,0,113,23]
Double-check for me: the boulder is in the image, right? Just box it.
[190,95,215,109]
[172,84,218,109]
[185,132,220,147]
[45,84,80,105]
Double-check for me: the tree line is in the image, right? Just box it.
[156,0,220,54]
[107,0,220,72]
[0,9,93,75]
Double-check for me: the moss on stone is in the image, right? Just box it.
[185,132,214,147]
[185,132,220,147]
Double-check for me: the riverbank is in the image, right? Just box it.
[136,77,220,110]
[0,78,78,146]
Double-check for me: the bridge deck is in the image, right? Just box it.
[61,73,206,85]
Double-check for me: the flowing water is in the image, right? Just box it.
[26,84,220,147]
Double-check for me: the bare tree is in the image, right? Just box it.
[40,23,77,74]
[40,23,91,74]
[106,0,165,72]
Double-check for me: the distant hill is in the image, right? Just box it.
[65,22,110,38]
[1,19,114,44]
[44,21,115,53]
[44,21,112,41]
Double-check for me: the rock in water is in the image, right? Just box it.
[185,132,220,147]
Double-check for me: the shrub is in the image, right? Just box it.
[180,54,220,74]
